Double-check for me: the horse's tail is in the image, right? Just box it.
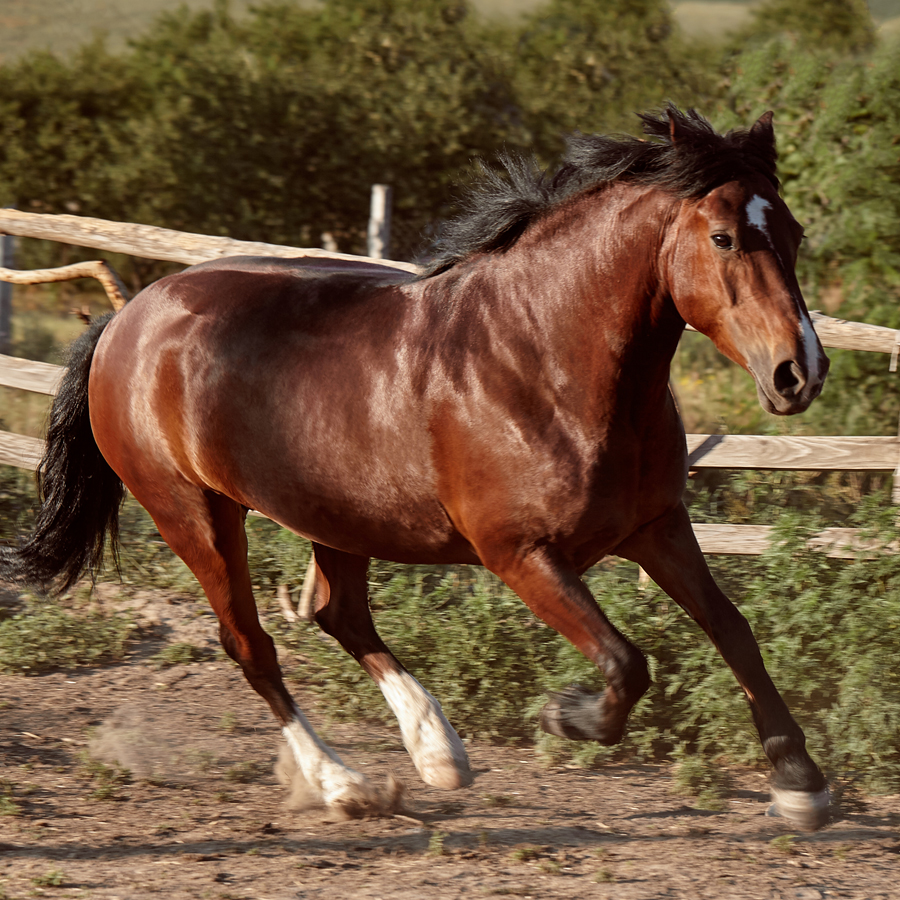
[0,312,125,594]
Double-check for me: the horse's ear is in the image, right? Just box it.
[749,110,775,149]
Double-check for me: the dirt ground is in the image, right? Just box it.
[1,585,899,900]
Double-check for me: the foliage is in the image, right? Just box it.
[3,463,900,788]
[77,751,131,800]
[0,0,717,266]
[1,0,900,794]
[274,564,562,742]
[150,641,209,668]
[0,779,21,817]
[735,0,874,54]
[510,0,716,162]
[268,512,900,791]
[0,593,134,674]
[0,39,148,221]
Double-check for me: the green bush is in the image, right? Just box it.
[3,465,899,789]
[270,513,900,792]
[274,564,561,742]
[0,596,134,673]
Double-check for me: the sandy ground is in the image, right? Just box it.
[1,586,899,900]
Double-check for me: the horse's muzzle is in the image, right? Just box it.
[753,353,829,416]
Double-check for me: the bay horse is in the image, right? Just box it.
[1,106,831,828]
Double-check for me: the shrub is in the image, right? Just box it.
[270,510,900,792]
[0,595,134,673]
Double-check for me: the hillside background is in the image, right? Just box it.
[2,0,899,63]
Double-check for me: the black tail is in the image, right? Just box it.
[0,312,125,594]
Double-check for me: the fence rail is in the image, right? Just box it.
[2,211,899,558]
[0,208,421,274]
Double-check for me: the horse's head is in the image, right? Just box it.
[665,111,828,416]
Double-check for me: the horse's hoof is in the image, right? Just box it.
[328,773,408,820]
[419,754,474,790]
[539,685,623,745]
[769,786,831,831]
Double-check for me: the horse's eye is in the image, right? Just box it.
[712,233,733,250]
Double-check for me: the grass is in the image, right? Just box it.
[3,402,900,793]
[769,834,797,855]
[482,793,514,808]
[219,712,238,733]
[150,642,209,668]
[224,761,266,784]
[510,845,541,862]
[672,755,729,811]
[31,869,65,888]
[0,595,134,674]
[78,752,131,801]
[427,831,447,857]
[0,780,21,817]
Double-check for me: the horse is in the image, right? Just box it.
[0,106,831,829]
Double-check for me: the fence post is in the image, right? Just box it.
[367,184,392,260]
[893,410,900,505]
[0,228,13,356]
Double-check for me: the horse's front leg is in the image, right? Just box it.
[616,502,830,831]
[482,544,651,746]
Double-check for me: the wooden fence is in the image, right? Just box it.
[2,210,899,560]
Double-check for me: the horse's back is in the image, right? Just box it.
[87,255,472,561]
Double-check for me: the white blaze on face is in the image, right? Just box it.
[745,195,821,373]
[743,194,823,379]
[745,194,773,243]
[379,669,472,790]
[800,307,822,372]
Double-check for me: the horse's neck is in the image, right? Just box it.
[504,184,685,399]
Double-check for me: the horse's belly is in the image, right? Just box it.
[234,446,477,565]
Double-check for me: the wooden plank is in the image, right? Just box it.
[0,208,422,275]
[686,433,899,470]
[809,311,899,356]
[0,260,129,311]
[2,210,898,354]
[0,354,64,395]
[0,427,892,560]
[0,431,43,470]
[692,523,895,559]
[686,313,900,355]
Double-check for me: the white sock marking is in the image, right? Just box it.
[379,670,472,789]
[282,707,374,808]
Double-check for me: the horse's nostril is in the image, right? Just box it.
[774,360,805,396]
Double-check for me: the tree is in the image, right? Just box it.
[509,0,717,163]
[735,0,874,55]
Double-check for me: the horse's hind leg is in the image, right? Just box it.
[310,542,472,790]
[136,486,383,817]
[616,502,829,831]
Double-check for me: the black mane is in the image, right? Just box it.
[423,105,779,277]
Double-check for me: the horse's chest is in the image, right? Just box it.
[553,422,687,554]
